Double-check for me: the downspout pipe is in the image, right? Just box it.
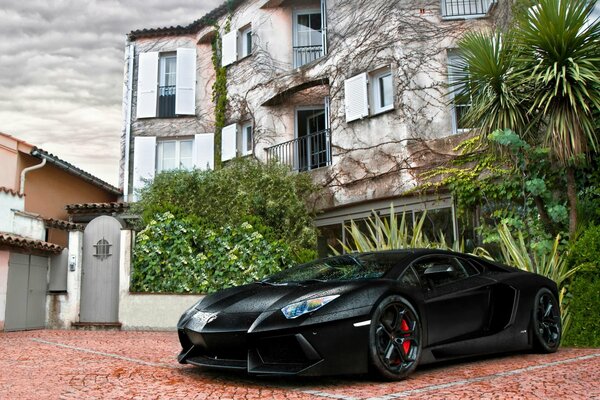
[20,158,47,195]
[122,42,135,202]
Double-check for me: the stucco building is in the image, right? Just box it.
[120,0,505,255]
[0,132,121,331]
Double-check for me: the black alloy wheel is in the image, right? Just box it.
[532,288,561,353]
[369,296,421,380]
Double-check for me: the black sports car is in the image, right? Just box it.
[177,249,561,379]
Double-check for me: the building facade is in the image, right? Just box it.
[0,132,121,331]
[120,0,506,254]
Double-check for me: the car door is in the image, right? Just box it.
[411,255,493,346]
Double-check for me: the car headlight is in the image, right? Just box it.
[281,295,340,319]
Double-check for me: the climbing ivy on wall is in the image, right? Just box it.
[211,15,231,170]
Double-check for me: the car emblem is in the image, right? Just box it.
[207,314,218,324]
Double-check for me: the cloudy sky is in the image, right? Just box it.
[0,0,221,187]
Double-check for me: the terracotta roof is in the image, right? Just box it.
[0,187,24,198]
[31,148,121,196]
[65,202,129,214]
[44,218,84,231]
[0,232,63,254]
[128,0,244,40]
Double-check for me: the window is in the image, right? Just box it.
[222,24,253,66]
[411,256,476,289]
[93,238,112,260]
[136,48,196,118]
[294,10,325,68]
[441,0,495,19]
[241,26,252,58]
[158,53,176,117]
[241,123,253,155]
[447,50,471,133]
[344,66,395,122]
[370,67,394,114]
[156,139,193,173]
[398,267,420,288]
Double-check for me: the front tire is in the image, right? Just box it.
[532,288,561,353]
[368,296,421,380]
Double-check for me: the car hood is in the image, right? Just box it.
[197,281,362,315]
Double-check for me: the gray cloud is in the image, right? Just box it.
[0,0,221,186]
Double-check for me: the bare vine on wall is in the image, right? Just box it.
[218,0,509,205]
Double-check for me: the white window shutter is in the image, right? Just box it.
[193,133,214,171]
[175,48,196,115]
[221,30,238,67]
[221,124,238,161]
[132,136,157,197]
[344,73,369,122]
[136,52,159,118]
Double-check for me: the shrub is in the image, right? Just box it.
[562,225,600,346]
[562,271,600,347]
[568,224,600,271]
[133,158,317,261]
[131,212,294,293]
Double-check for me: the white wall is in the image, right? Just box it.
[46,230,83,329]
[0,191,24,233]
[117,229,203,330]
[0,251,9,331]
[12,213,46,240]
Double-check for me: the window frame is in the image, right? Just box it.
[240,25,253,58]
[156,138,194,173]
[447,50,472,134]
[369,66,394,115]
[410,255,478,290]
[158,53,177,87]
[241,122,253,156]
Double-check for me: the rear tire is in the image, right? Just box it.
[532,288,561,353]
[368,296,421,380]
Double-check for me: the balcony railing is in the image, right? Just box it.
[442,0,495,18]
[158,85,176,117]
[293,45,324,68]
[266,129,331,172]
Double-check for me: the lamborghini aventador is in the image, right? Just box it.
[177,249,561,380]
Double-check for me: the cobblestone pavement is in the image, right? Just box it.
[0,330,598,399]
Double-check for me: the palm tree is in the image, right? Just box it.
[456,0,600,236]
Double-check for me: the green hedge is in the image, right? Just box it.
[131,212,294,293]
[132,158,317,260]
[562,271,600,347]
[562,225,600,346]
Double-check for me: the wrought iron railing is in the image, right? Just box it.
[442,0,494,18]
[266,129,331,172]
[293,45,324,68]
[158,85,176,117]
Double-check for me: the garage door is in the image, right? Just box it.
[4,253,48,331]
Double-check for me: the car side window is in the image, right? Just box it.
[455,258,480,276]
[411,256,475,289]
[398,266,420,288]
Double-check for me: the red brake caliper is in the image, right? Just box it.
[401,318,411,354]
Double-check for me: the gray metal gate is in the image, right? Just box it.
[80,216,122,323]
[5,253,48,331]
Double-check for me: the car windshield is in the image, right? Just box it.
[263,254,400,283]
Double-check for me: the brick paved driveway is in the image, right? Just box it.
[0,330,598,399]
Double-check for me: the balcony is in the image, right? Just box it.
[442,0,495,18]
[158,85,176,117]
[293,45,324,68]
[266,129,331,172]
